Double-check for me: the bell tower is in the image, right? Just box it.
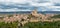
[31,9,38,15]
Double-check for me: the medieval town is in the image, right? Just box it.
[0,10,59,26]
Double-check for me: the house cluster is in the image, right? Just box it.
[0,10,55,22]
[0,10,55,26]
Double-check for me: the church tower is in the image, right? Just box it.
[31,9,38,15]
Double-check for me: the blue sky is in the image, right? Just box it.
[0,0,60,12]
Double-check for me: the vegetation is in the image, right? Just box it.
[51,14,60,18]
[23,21,60,28]
[0,21,18,28]
[8,15,13,18]
[0,21,60,28]
[0,17,4,19]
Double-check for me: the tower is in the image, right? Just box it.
[31,9,38,15]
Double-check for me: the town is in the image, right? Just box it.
[0,10,60,28]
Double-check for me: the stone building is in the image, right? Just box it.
[31,9,40,17]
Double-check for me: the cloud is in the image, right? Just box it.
[51,0,60,6]
[43,6,60,11]
[0,8,32,12]
[52,0,60,3]
[0,0,60,12]
[30,2,53,6]
[32,0,50,3]
[0,0,53,7]
[0,0,28,3]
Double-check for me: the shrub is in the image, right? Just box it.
[0,21,18,28]
[51,14,60,18]
[8,15,13,18]
[23,21,60,28]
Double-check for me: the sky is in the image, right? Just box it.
[0,0,60,12]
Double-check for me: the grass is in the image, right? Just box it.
[0,21,18,28]
[23,21,60,28]
[0,21,60,28]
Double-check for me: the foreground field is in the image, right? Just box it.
[0,21,60,28]
[23,21,60,28]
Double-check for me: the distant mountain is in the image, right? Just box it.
[0,11,60,14]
